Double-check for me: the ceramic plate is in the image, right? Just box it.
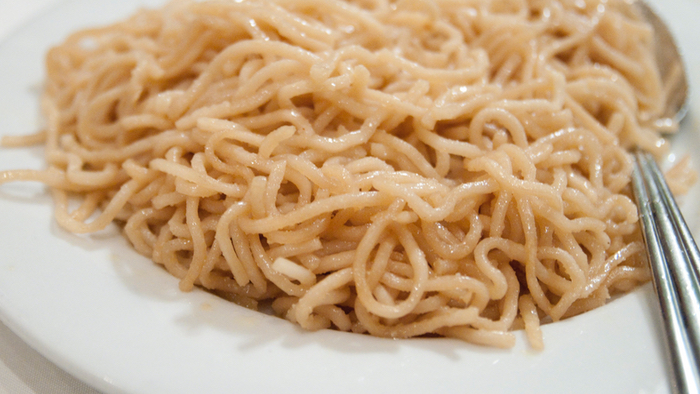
[0,0,699,392]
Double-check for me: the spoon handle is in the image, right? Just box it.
[632,151,700,394]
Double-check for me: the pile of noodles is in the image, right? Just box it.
[0,0,683,348]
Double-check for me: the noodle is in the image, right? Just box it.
[0,0,677,348]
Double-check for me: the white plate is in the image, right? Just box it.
[0,0,699,393]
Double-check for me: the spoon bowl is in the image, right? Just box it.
[635,0,689,126]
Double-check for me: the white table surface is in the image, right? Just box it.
[0,0,102,392]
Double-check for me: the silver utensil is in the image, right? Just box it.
[631,2,700,394]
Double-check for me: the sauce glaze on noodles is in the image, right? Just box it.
[0,0,676,348]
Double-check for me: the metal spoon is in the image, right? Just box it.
[631,2,699,394]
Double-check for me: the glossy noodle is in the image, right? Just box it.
[0,0,678,348]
